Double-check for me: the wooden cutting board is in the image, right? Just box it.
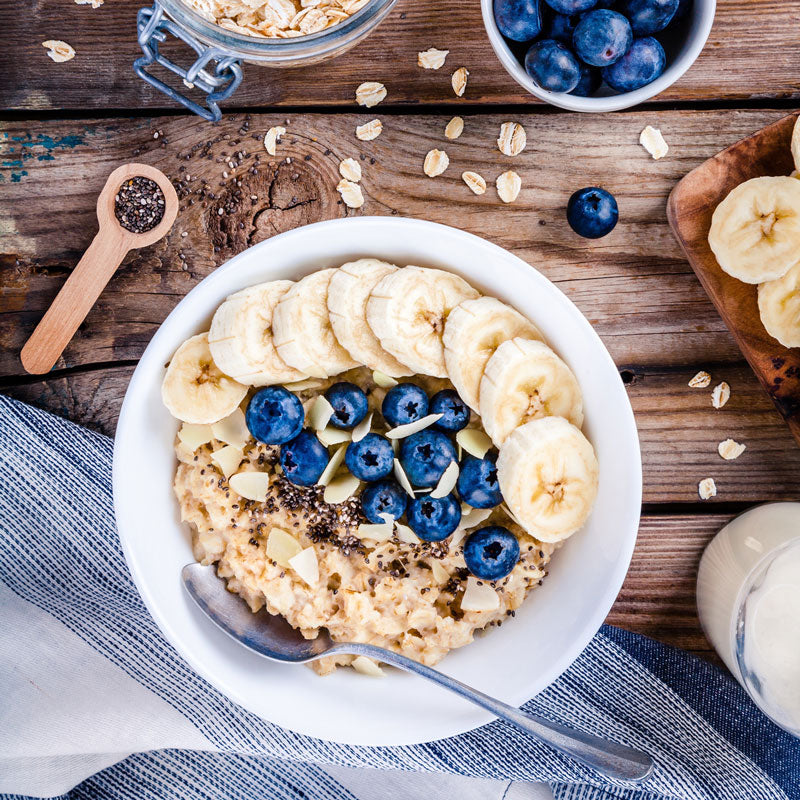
[667,111,800,447]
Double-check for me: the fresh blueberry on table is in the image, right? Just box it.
[324,382,368,429]
[280,430,328,486]
[541,11,580,45]
[360,479,408,524]
[570,62,603,96]
[345,433,394,482]
[494,0,543,42]
[457,456,503,509]
[567,187,619,238]
[246,386,304,445]
[382,383,429,427]
[407,494,462,541]
[602,36,665,91]
[524,39,582,93]
[464,526,521,581]
[619,0,678,34]
[399,430,458,488]
[543,0,598,14]
[573,9,632,66]
[430,389,470,432]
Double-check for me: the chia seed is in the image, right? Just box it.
[115,176,165,233]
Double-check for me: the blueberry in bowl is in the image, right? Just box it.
[324,382,368,429]
[280,430,329,487]
[572,9,632,67]
[464,527,521,581]
[602,36,665,91]
[457,455,504,509]
[407,494,462,542]
[399,430,459,488]
[430,389,470,433]
[382,383,429,428]
[345,433,394,482]
[524,39,582,93]
[494,0,543,41]
[619,0,678,34]
[246,386,304,445]
[361,479,408,524]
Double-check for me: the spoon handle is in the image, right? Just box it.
[336,643,654,784]
[21,229,129,374]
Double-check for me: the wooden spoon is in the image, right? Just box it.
[20,163,179,375]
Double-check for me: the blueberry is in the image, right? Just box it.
[407,494,462,542]
[619,0,678,34]
[494,0,542,42]
[280,430,328,486]
[464,526,521,581]
[573,10,631,66]
[345,433,394,482]
[246,386,304,445]
[324,382,368,429]
[567,187,619,239]
[382,383,429,427]
[602,36,665,91]
[570,62,603,96]
[399,430,458,488]
[457,456,503,509]
[524,39,581,93]
[361,480,408,524]
[430,389,470,432]
[542,11,580,45]
[543,0,597,13]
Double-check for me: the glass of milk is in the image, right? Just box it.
[696,502,800,737]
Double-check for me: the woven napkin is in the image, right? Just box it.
[0,394,797,800]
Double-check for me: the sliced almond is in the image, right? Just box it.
[351,411,373,443]
[451,67,469,97]
[339,158,362,182]
[698,477,717,500]
[456,429,492,458]
[462,171,486,195]
[501,502,524,528]
[394,522,418,544]
[317,427,352,447]
[211,445,244,479]
[284,378,325,391]
[264,125,286,156]
[461,576,499,611]
[639,125,669,160]
[352,655,385,676]
[337,179,365,209]
[423,149,449,178]
[372,370,398,389]
[212,408,249,449]
[42,40,75,62]
[461,506,493,529]
[430,559,449,584]
[357,513,394,542]
[178,423,215,451]
[229,470,270,501]
[417,48,449,69]
[318,444,347,486]
[445,116,464,140]
[718,439,746,460]
[712,382,730,409]
[266,527,302,568]
[324,473,361,504]
[688,370,711,388]
[308,395,335,431]
[355,81,387,108]
[497,122,526,156]
[393,458,415,497]
[356,119,383,141]
[430,461,459,499]
[386,413,443,439]
[288,546,319,586]
[496,170,521,204]
[450,527,467,550]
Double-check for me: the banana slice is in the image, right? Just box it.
[443,297,543,411]
[479,338,583,446]
[161,333,248,424]
[272,268,359,379]
[792,115,800,173]
[208,280,307,386]
[708,176,800,283]
[367,266,480,377]
[327,259,414,377]
[497,416,598,543]
[758,261,800,348]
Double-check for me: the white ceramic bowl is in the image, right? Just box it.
[481,0,716,112]
[113,217,641,746]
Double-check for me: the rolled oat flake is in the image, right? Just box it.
[114,176,166,234]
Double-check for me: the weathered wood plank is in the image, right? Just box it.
[2,0,799,110]
[1,108,793,378]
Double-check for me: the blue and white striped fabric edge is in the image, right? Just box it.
[0,394,797,800]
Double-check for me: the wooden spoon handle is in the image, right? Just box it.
[20,230,130,374]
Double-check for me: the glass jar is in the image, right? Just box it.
[134,0,397,121]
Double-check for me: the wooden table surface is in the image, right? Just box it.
[3,0,800,668]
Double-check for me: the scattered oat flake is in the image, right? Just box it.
[451,67,469,97]
[339,158,362,182]
[640,125,669,160]
[496,170,521,203]
[418,48,449,69]
[337,179,364,208]
[462,171,486,195]
[264,126,286,156]
[42,40,75,62]
[718,439,746,460]
[356,81,387,108]
[445,116,464,140]
[712,381,730,409]
[688,370,711,388]
[75,0,103,6]
[698,478,717,500]
[356,119,382,141]
[497,122,526,156]
[423,149,449,178]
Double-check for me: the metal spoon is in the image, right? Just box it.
[182,562,654,783]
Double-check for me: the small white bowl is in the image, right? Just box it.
[481,0,716,112]
[113,217,641,746]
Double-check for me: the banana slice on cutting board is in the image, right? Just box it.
[327,258,414,377]
[208,280,307,386]
[479,338,583,446]
[272,268,359,379]
[367,266,480,378]
[497,416,599,543]
[758,261,800,348]
[161,333,248,424]
[443,296,544,411]
[792,115,800,174]
[708,176,800,284]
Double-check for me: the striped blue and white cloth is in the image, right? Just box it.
[0,394,798,800]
